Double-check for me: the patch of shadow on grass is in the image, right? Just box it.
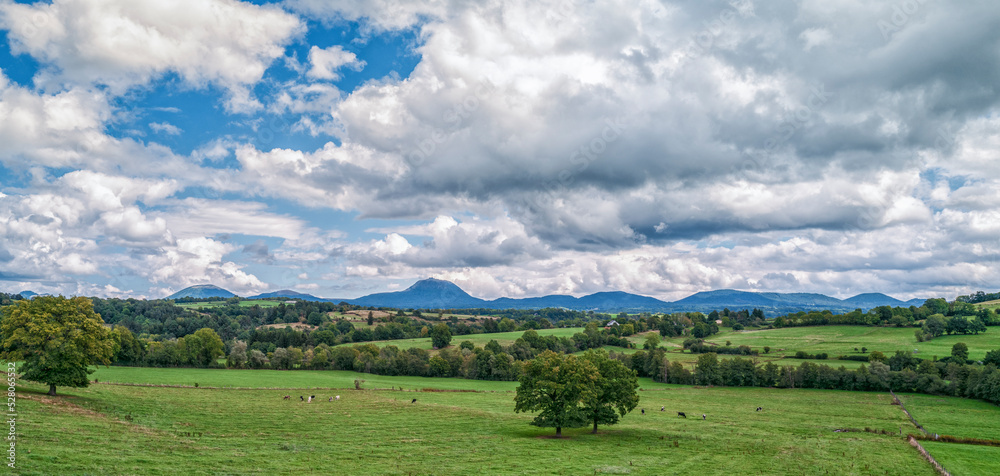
[20,391,162,436]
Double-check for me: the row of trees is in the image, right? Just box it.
[773,300,999,329]
[220,324,634,378]
[610,346,1000,405]
[917,313,990,341]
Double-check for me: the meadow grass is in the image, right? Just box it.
[895,393,1000,440]
[918,441,1000,476]
[895,392,1000,475]
[684,326,1000,361]
[175,299,283,310]
[344,327,585,352]
[15,369,939,475]
[974,299,1000,310]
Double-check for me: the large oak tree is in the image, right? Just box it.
[514,351,598,436]
[1,296,114,395]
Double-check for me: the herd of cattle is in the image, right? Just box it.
[282,394,762,418]
[283,395,340,403]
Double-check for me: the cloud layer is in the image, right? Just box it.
[1,0,998,301]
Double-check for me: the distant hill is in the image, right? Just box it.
[18,290,38,299]
[350,278,487,309]
[842,293,907,309]
[248,289,326,301]
[574,291,668,311]
[166,285,236,300]
[489,294,581,309]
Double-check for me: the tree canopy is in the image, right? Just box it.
[0,296,115,395]
[580,349,640,433]
[430,323,452,349]
[514,349,639,436]
[514,351,598,436]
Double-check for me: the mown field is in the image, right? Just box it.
[896,393,1000,475]
[14,367,949,475]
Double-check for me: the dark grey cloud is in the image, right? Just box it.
[242,239,275,264]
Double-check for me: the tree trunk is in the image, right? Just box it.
[592,420,598,434]
[48,384,56,396]
[555,427,561,437]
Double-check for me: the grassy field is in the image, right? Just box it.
[896,393,1000,441]
[919,442,1000,475]
[176,299,284,310]
[15,367,944,475]
[895,392,1000,475]
[340,324,1000,371]
[975,299,1000,311]
[684,326,1000,361]
[342,327,585,352]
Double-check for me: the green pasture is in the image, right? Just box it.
[337,324,1000,371]
[90,366,515,392]
[15,368,943,475]
[688,326,1000,361]
[975,299,1000,311]
[342,327,584,352]
[896,392,1000,475]
[175,299,284,310]
[918,442,1000,476]
[896,393,1000,441]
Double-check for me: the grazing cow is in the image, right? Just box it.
[660,406,665,412]
[641,409,645,415]
[702,414,706,420]
[300,396,304,401]
[308,395,315,403]
[756,407,762,412]
[283,395,290,400]
[336,395,340,401]
[328,397,333,402]
[411,398,417,403]
[677,412,687,418]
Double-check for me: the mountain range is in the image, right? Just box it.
[161,278,928,315]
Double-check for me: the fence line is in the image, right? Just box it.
[908,436,952,476]
[890,390,929,435]
[892,390,951,475]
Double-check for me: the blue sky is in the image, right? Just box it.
[0,0,998,301]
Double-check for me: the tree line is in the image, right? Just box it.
[614,346,1000,406]
[773,299,998,330]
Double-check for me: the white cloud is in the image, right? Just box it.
[145,236,267,295]
[286,0,447,31]
[0,0,303,109]
[155,198,308,241]
[306,45,365,81]
[149,121,182,135]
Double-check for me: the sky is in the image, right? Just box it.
[0,0,998,302]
